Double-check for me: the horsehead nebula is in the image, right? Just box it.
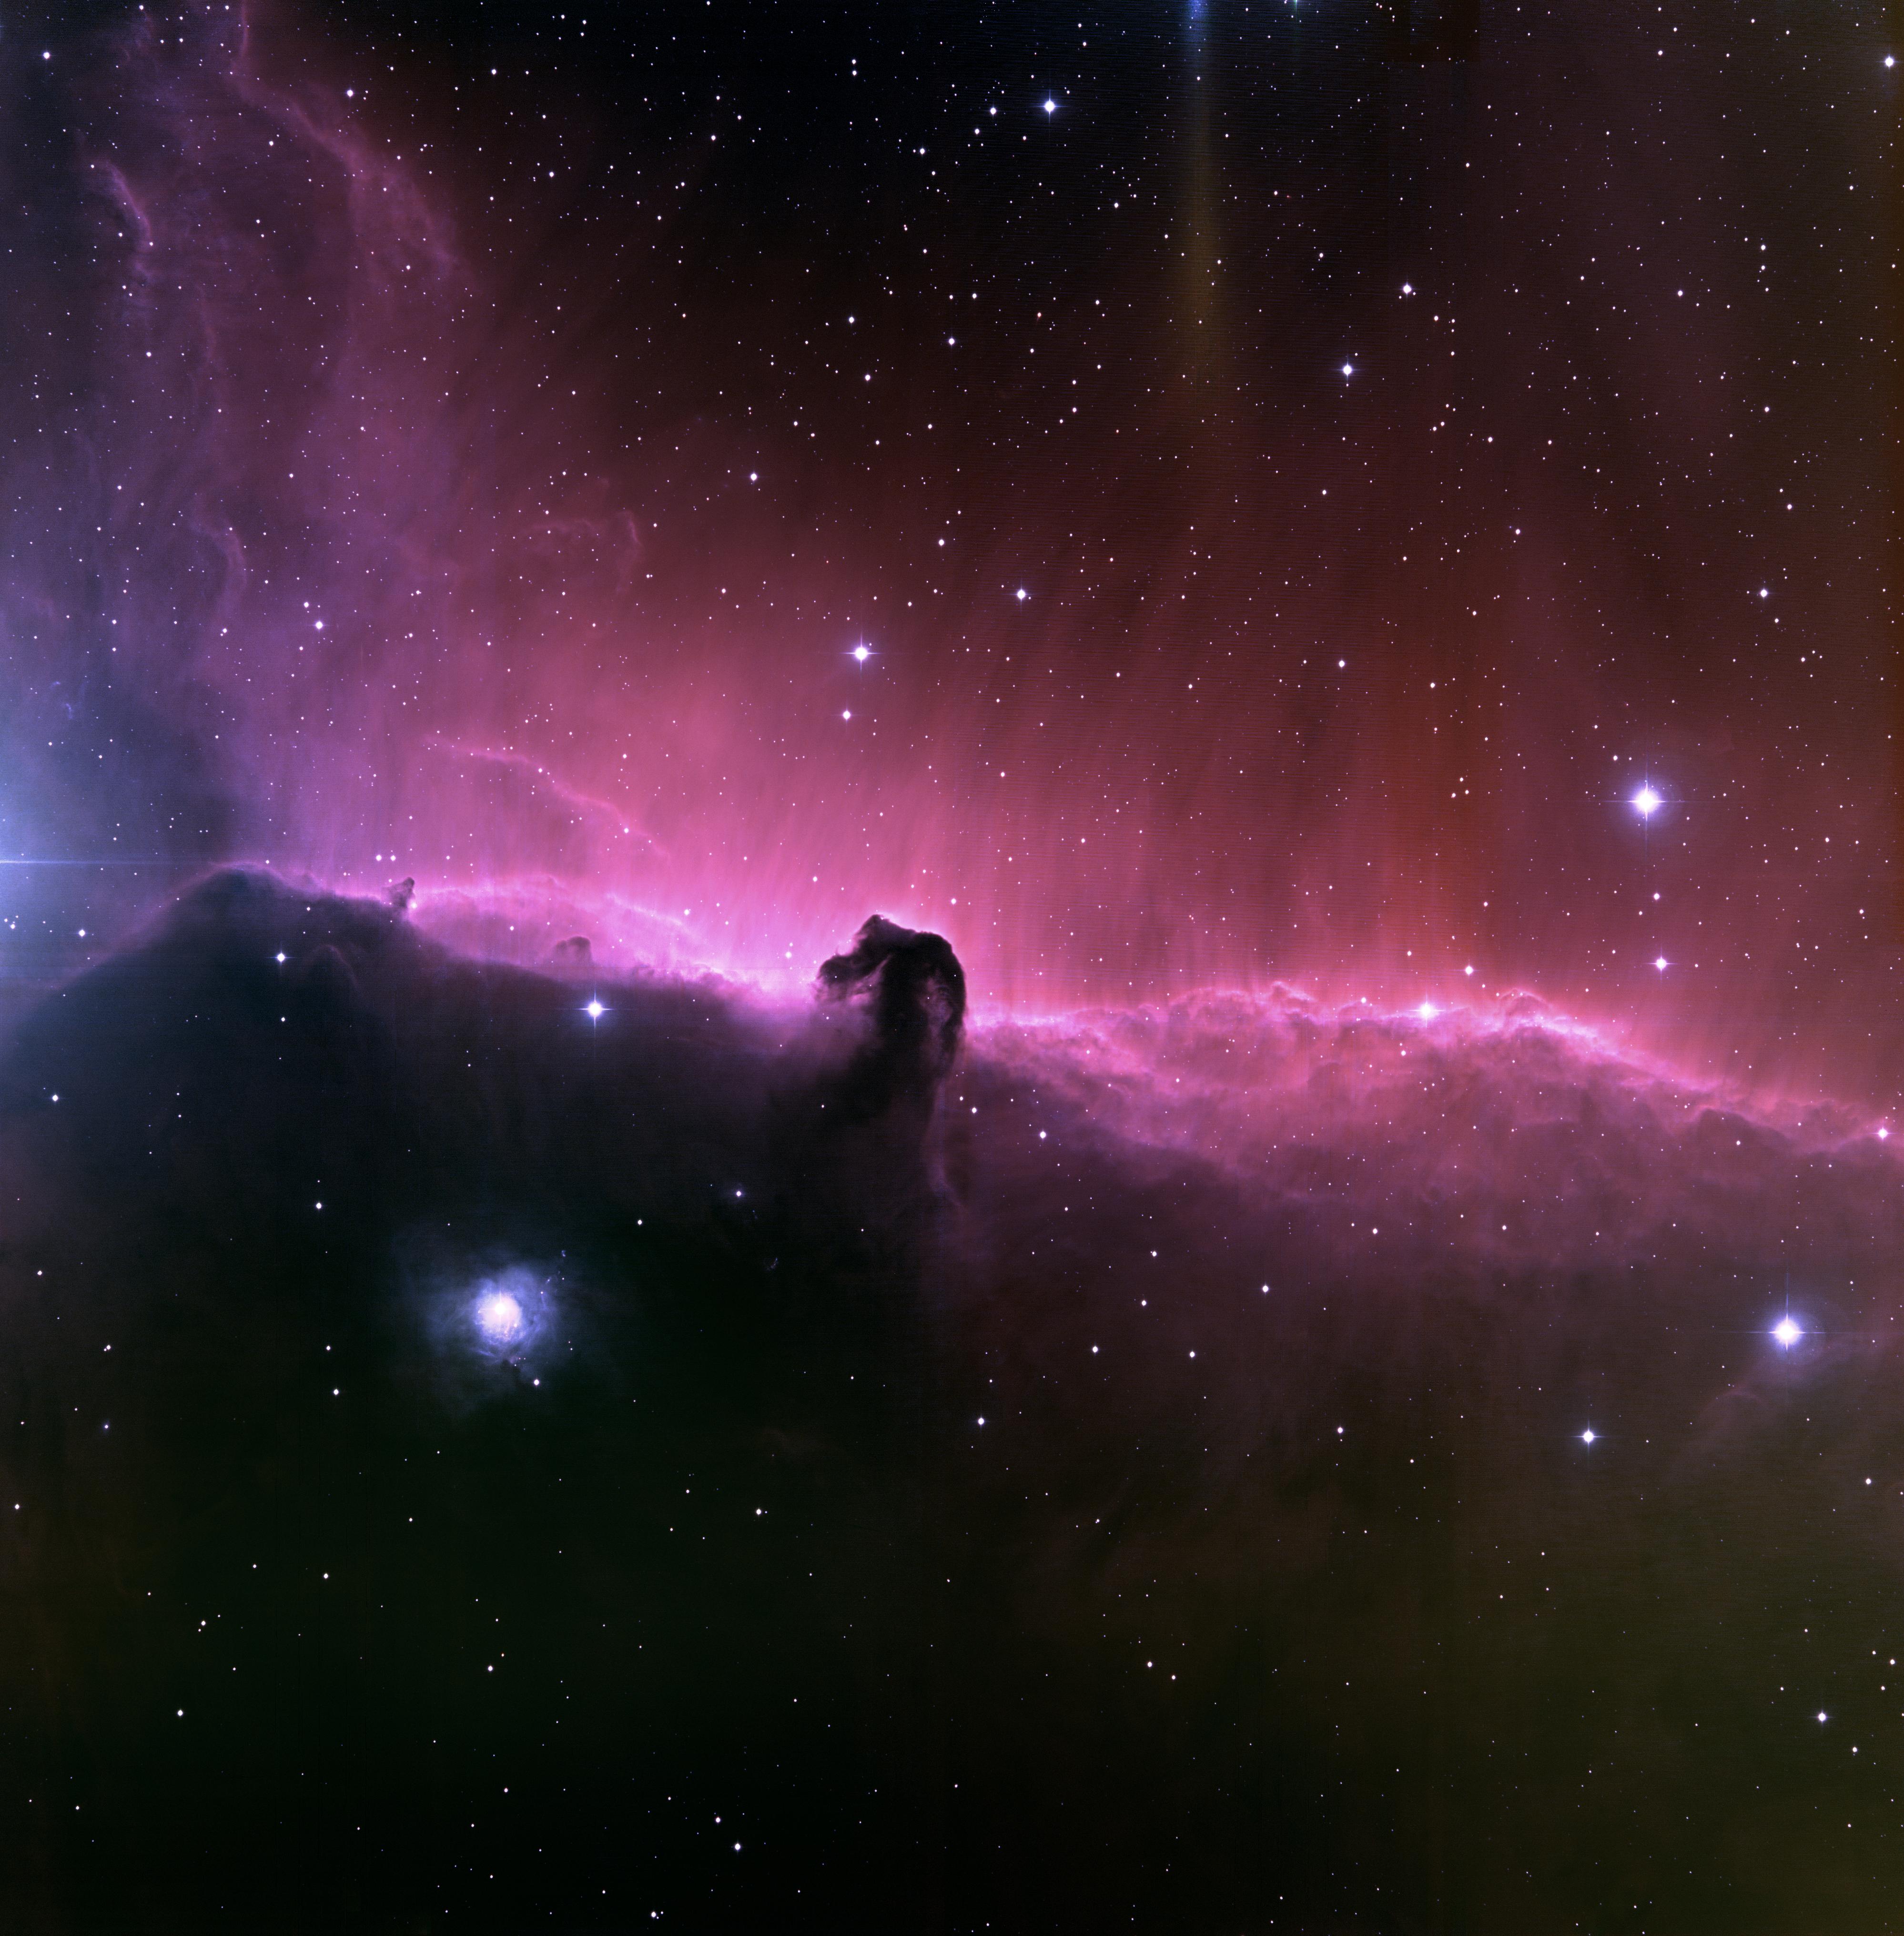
[0,1,1897,1931]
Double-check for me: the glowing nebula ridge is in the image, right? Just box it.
[0,1,1888,1106]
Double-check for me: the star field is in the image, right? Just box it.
[0,2,1899,1930]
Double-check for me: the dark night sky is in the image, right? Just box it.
[1,3,1902,1931]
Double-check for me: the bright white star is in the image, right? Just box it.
[1341,362,1354,376]
[477,1291,525,1343]
[1653,954,1669,971]
[1418,1002,1437,1022]
[1632,786,1661,817]
[1015,587,1029,601]
[584,999,605,1021]
[1580,1429,1596,1445]
[1772,1315,1803,1348]
[1043,97,1056,113]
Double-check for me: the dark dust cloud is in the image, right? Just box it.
[6,872,1904,1932]
[1,0,1901,1930]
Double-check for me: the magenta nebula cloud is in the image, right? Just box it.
[0,3,1899,1930]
